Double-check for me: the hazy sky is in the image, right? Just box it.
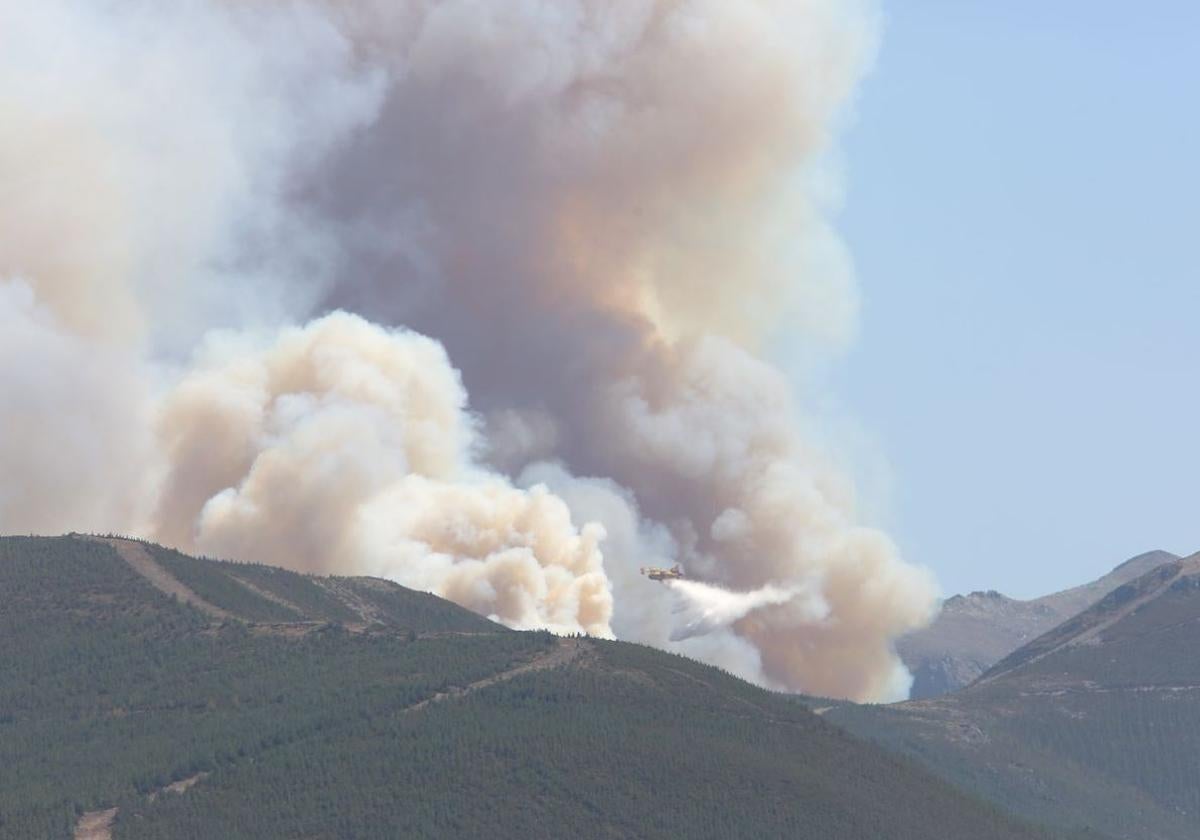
[832,1,1199,598]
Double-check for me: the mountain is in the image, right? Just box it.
[899,550,1178,698]
[828,553,1200,840]
[1,535,1055,840]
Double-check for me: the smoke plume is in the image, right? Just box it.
[665,579,817,644]
[154,312,612,635]
[1,0,936,699]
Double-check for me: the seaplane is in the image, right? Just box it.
[640,564,684,582]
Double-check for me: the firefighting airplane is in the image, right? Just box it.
[639,564,684,582]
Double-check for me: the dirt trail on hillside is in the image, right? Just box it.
[73,807,117,840]
[148,772,209,802]
[74,773,212,837]
[315,578,386,626]
[226,573,305,617]
[85,536,234,620]
[406,637,588,714]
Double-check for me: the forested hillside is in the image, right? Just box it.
[899,550,1177,698]
[1,535,1057,840]
[830,554,1200,840]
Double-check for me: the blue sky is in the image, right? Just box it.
[831,1,1199,597]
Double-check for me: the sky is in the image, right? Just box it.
[828,1,1200,598]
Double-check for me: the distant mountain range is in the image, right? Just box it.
[898,550,1178,698]
[830,552,1200,840]
[0,535,1052,840]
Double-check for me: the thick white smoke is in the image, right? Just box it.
[154,312,612,635]
[665,580,817,644]
[1,0,938,700]
[0,281,149,534]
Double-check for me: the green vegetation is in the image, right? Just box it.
[1,535,1058,839]
[828,558,1200,840]
[217,562,361,624]
[117,640,1052,840]
[323,575,500,634]
[148,544,303,622]
[139,537,497,634]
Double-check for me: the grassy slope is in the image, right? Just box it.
[0,535,1055,840]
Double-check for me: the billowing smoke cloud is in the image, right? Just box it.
[153,312,612,635]
[1,0,937,699]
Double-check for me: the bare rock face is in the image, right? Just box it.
[899,550,1178,699]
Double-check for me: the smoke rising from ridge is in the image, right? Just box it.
[1,0,936,700]
[154,312,613,636]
